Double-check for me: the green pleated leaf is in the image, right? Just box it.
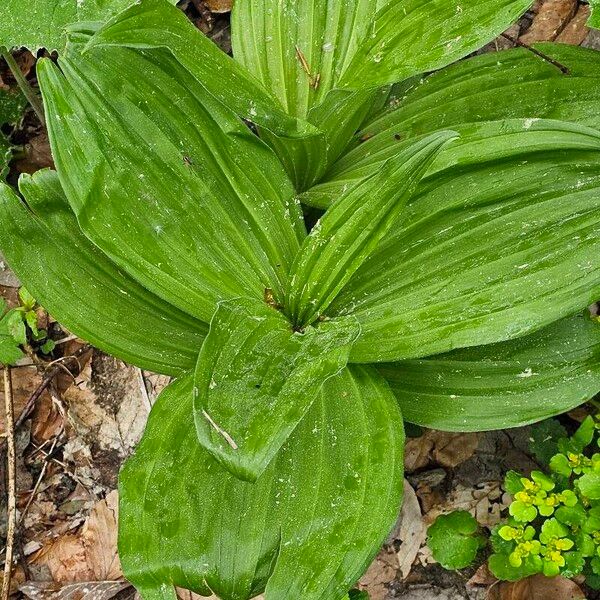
[379,314,600,432]
[120,366,404,600]
[86,0,318,140]
[0,169,207,376]
[0,0,177,52]
[231,0,379,117]
[338,0,532,89]
[304,44,600,209]
[230,0,527,189]
[194,296,359,481]
[37,35,304,324]
[259,89,379,191]
[286,131,457,327]
[324,119,600,362]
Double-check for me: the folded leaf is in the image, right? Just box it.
[380,314,600,431]
[231,0,378,117]
[37,37,304,323]
[0,0,177,52]
[304,44,600,209]
[0,301,24,365]
[194,297,359,481]
[0,170,206,375]
[338,0,532,89]
[259,89,378,191]
[325,119,600,362]
[287,131,457,327]
[120,366,404,600]
[86,0,318,140]
[231,0,528,188]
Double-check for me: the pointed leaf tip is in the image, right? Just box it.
[287,130,458,327]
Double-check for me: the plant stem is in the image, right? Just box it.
[0,47,45,126]
[2,367,16,600]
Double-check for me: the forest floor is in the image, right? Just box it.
[0,0,599,599]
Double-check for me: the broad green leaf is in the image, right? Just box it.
[286,131,457,327]
[258,89,378,191]
[0,169,207,376]
[0,301,25,365]
[231,0,378,117]
[379,314,600,432]
[304,44,600,209]
[0,0,178,52]
[37,35,304,324]
[230,0,527,189]
[86,0,318,140]
[427,511,484,570]
[120,366,404,600]
[324,119,600,362]
[194,297,359,481]
[338,0,532,89]
[232,0,530,110]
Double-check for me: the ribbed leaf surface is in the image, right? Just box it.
[37,38,304,323]
[338,0,532,89]
[0,170,206,375]
[304,44,600,208]
[380,314,600,431]
[0,0,178,52]
[87,0,318,139]
[231,0,529,189]
[232,0,531,111]
[286,131,457,326]
[194,297,359,481]
[325,120,600,362]
[120,367,404,600]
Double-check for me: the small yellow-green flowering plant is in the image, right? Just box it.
[489,416,600,586]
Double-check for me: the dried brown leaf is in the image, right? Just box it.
[520,0,577,43]
[21,580,129,600]
[32,533,93,583]
[396,480,426,580]
[555,4,591,45]
[204,0,232,12]
[487,574,586,600]
[81,490,121,580]
[404,431,480,472]
[358,548,398,600]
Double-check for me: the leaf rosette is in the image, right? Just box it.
[2,0,600,598]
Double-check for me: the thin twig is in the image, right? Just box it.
[501,33,570,74]
[0,47,46,125]
[137,368,153,413]
[2,368,16,600]
[13,344,91,433]
[19,435,60,526]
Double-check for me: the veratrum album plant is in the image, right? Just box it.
[2,0,600,598]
